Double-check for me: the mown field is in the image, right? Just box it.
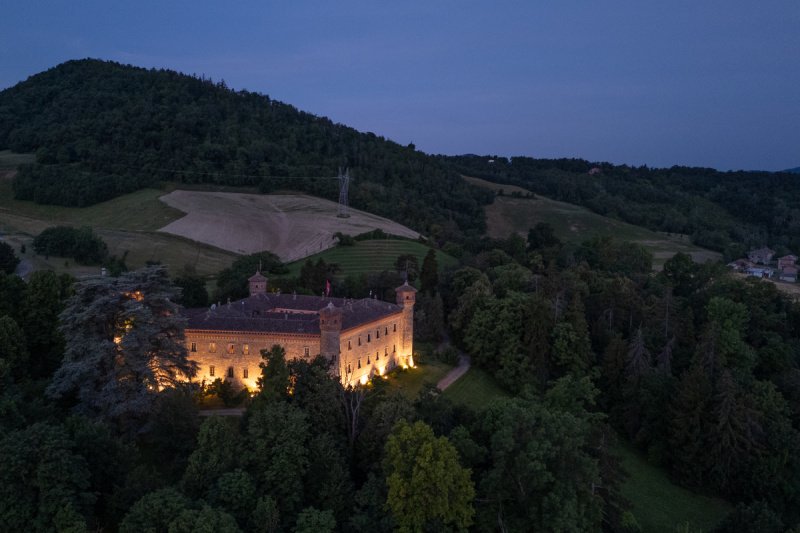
[284,239,458,278]
[464,175,721,269]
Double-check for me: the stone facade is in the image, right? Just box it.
[184,273,415,390]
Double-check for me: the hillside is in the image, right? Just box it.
[446,155,800,256]
[787,167,800,174]
[0,59,492,240]
[464,176,721,268]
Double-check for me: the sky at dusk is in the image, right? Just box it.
[1,1,798,171]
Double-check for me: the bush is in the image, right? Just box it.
[0,241,20,274]
[33,226,108,265]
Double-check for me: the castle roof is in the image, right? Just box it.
[248,271,267,282]
[184,292,403,335]
[395,280,417,293]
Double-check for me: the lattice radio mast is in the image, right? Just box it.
[337,167,350,218]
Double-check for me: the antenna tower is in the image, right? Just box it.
[337,167,350,218]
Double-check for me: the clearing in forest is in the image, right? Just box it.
[158,190,420,263]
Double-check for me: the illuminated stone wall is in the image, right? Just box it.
[338,312,406,386]
[186,330,319,390]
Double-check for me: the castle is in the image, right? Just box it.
[183,271,416,389]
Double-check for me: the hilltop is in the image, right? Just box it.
[0,59,491,240]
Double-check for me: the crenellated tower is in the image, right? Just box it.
[319,302,343,372]
[395,281,417,367]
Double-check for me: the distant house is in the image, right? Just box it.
[780,266,798,283]
[746,266,774,279]
[588,167,602,175]
[777,254,798,270]
[728,259,754,272]
[748,247,776,265]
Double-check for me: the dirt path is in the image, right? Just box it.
[198,408,245,417]
[437,354,471,391]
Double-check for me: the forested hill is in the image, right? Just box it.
[443,155,800,256]
[0,59,492,239]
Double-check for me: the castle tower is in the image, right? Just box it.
[395,281,417,367]
[248,271,267,296]
[319,302,343,372]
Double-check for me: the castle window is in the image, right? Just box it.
[367,356,370,364]
[242,344,250,355]
[227,343,235,354]
[376,351,379,360]
[348,340,352,350]
[227,367,234,378]
[347,364,352,373]
[209,365,215,377]
[393,324,397,332]
[385,347,388,355]
[243,368,249,379]
[385,327,388,335]
[367,334,371,342]
[209,342,217,353]
[358,359,362,369]
[358,337,361,346]
[376,330,380,339]
[190,342,196,352]
[393,345,396,352]
[304,347,310,357]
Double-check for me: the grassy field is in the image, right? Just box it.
[388,359,453,400]
[0,162,430,279]
[616,442,732,532]
[464,175,721,269]
[284,239,458,278]
[0,150,35,168]
[0,181,184,232]
[0,170,237,278]
[442,366,510,409]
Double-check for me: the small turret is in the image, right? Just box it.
[395,280,417,307]
[248,271,267,296]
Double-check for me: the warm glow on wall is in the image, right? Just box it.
[408,355,415,368]
[359,374,368,385]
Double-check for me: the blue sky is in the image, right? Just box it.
[1,1,798,171]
